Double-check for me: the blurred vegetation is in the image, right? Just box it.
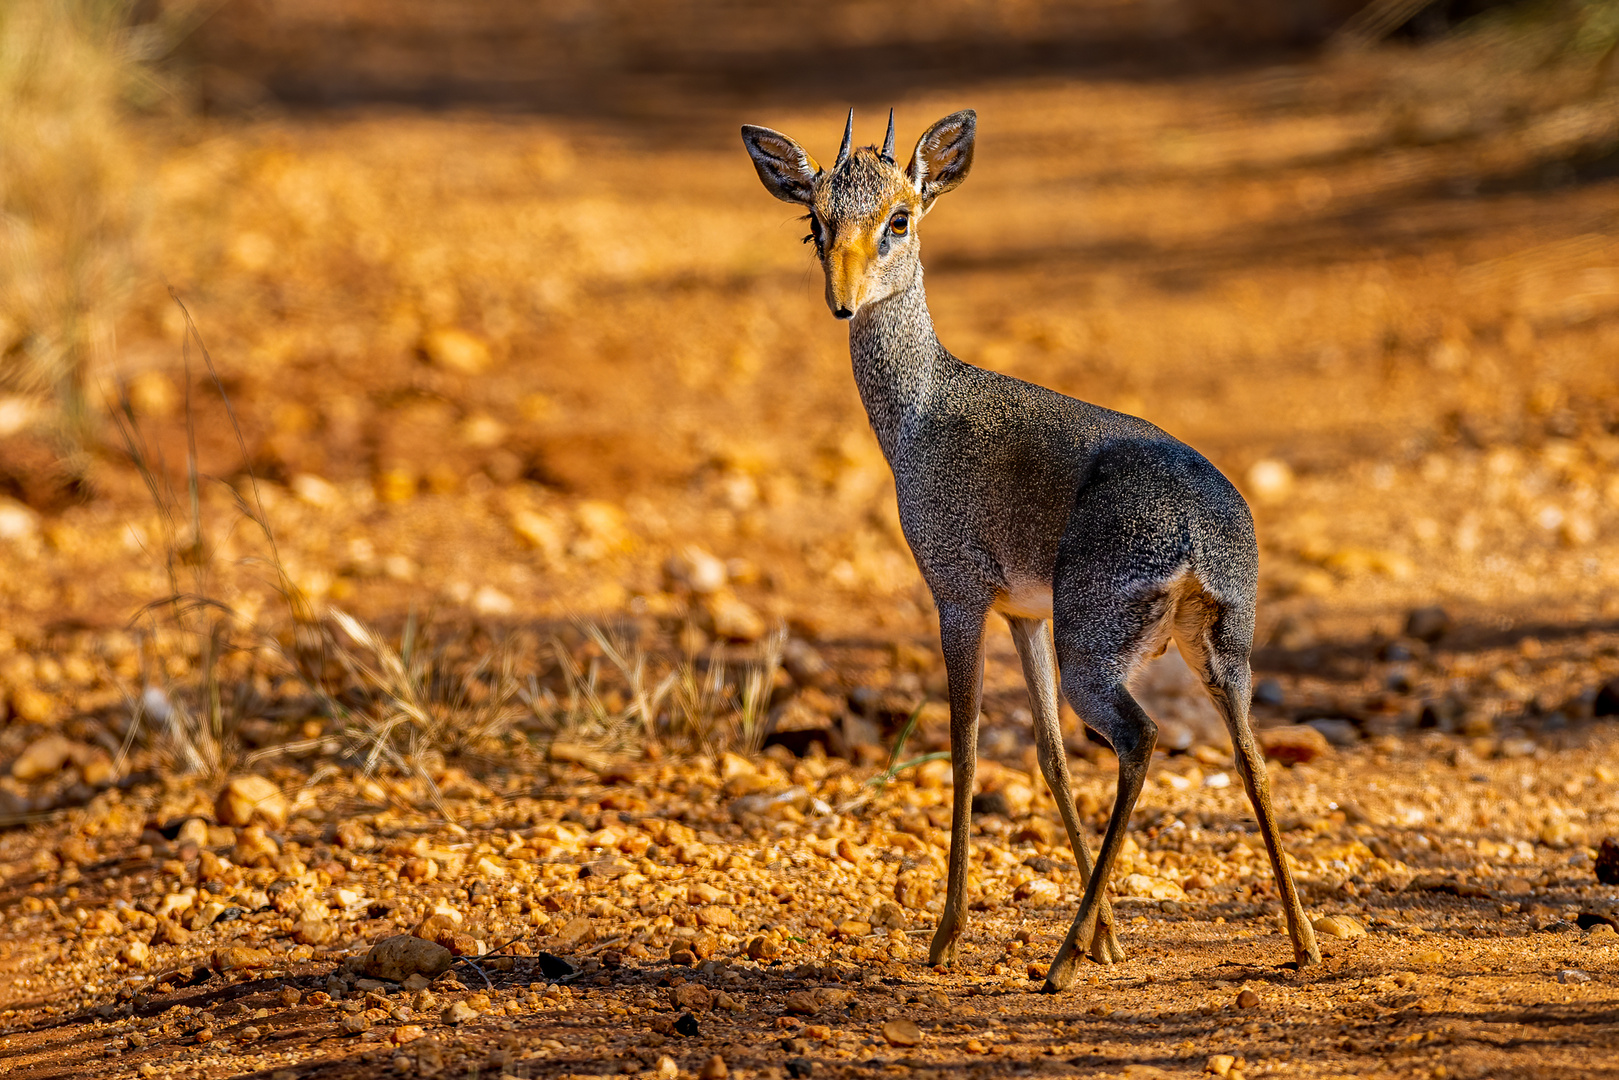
[0,0,143,453]
[0,0,208,465]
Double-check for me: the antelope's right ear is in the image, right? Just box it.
[741,125,821,206]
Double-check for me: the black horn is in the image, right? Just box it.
[834,107,854,169]
[880,108,896,162]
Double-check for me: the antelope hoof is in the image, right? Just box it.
[1296,942,1322,968]
[928,925,960,967]
[1090,925,1126,965]
[1041,950,1080,993]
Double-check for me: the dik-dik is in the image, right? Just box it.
[741,109,1320,991]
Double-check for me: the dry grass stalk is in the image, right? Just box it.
[109,298,286,781]
[520,621,786,764]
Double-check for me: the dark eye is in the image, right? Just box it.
[802,214,825,252]
[890,213,909,236]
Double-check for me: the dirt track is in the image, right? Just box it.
[2,20,1619,1080]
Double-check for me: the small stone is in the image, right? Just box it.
[706,592,766,642]
[784,1058,813,1079]
[1256,725,1330,765]
[212,945,272,971]
[364,935,455,982]
[881,1019,922,1047]
[1596,838,1619,885]
[965,1037,989,1054]
[1236,989,1260,1009]
[119,940,151,968]
[1245,459,1293,504]
[674,983,713,1012]
[666,545,728,594]
[1013,878,1062,903]
[697,905,735,929]
[188,902,229,931]
[700,1054,729,1080]
[214,774,288,828]
[1539,819,1578,850]
[1404,606,1450,643]
[1252,679,1286,707]
[441,1001,479,1025]
[1302,717,1360,747]
[292,918,336,945]
[747,935,781,961]
[537,951,576,978]
[784,990,820,1015]
[674,1011,701,1036]
[1311,914,1367,940]
[150,915,191,946]
[1595,679,1619,718]
[554,916,594,949]
[339,1014,370,1035]
[232,824,280,866]
[415,1038,445,1076]
[11,734,82,781]
[895,872,933,911]
[1576,910,1619,933]
[422,328,492,374]
[392,1024,426,1044]
[1558,969,1593,984]
[9,685,53,725]
[655,1055,679,1079]
[278,986,303,1008]
[871,900,906,930]
[402,857,438,883]
[971,790,1012,818]
[1206,1054,1236,1076]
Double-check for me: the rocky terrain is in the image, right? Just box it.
[3,6,1619,1078]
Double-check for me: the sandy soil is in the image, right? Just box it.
[2,21,1619,1080]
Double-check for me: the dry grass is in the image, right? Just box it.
[107,310,791,807]
[0,1,144,449]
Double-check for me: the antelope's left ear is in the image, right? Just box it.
[907,109,976,211]
[741,125,821,206]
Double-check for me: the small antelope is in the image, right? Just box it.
[741,109,1320,990]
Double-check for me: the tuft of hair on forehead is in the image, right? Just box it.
[817,146,913,220]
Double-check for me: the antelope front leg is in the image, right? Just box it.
[928,605,988,968]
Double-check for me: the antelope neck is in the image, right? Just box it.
[847,266,956,460]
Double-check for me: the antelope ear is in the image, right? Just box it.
[741,125,821,206]
[907,109,976,211]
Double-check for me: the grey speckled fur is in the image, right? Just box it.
[742,110,1320,990]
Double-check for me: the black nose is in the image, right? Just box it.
[833,307,853,320]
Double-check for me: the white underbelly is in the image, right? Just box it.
[994,582,1054,620]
